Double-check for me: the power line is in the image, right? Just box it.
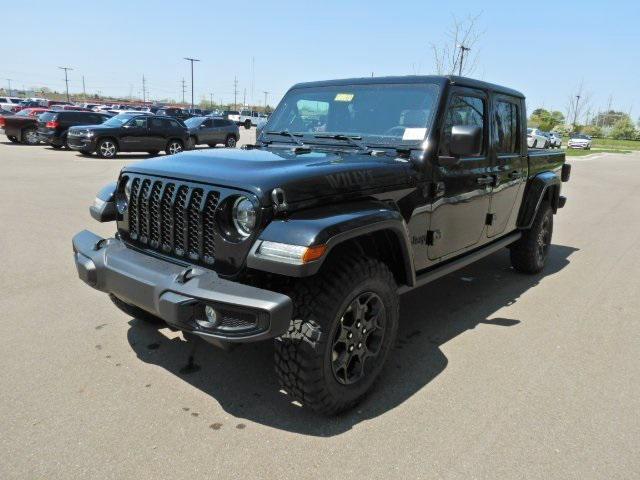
[184,57,200,112]
[58,66,73,102]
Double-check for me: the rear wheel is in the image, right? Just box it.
[510,201,553,274]
[109,294,164,325]
[166,139,183,155]
[21,128,39,145]
[225,135,237,148]
[8,136,19,143]
[274,254,399,415]
[97,138,117,158]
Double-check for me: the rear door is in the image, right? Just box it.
[487,96,527,237]
[428,87,492,260]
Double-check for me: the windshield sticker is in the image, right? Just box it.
[334,93,354,102]
[402,127,427,141]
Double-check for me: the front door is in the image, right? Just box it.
[427,88,492,260]
[487,96,527,237]
[120,116,148,151]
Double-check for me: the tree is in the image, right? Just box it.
[528,109,565,131]
[582,125,602,137]
[430,13,484,76]
[610,117,636,140]
[592,110,631,128]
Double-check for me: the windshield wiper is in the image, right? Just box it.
[312,134,372,154]
[264,130,306,147]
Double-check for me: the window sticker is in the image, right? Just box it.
[334,93,354,102]
[402,127,427,140]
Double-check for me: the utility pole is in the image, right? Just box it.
[243,88,246,107]
[251,56,255,106]
[142,75,147,104]
[572,95,581,128]
[6,78,12,96]
[263,91,269,111]
[458,45,471,76]
[58,66,73,102]
[209,93,214,109]
[181,79,187,104]
[184,57,200,112]
[233,76,238,109]
[82,76,86,100]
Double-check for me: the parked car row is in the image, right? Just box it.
[527,128,562,149]
[1,108,240,158]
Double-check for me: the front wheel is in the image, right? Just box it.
[275,254,399,415]
[166,139,183,155]
[225,135,237,148]
[96,138,118,158]
[510,201,553,274]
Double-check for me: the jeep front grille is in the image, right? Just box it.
[123,175,220,265]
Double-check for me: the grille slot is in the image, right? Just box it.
[123,176,222,265]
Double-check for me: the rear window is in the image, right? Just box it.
[39,112,58,122]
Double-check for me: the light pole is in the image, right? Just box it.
[5,78,12,96]
[58,66,73,102]
[457,45,471,76]
[572,95,581,128]
[263,91,269,111]
[183,57,200,112]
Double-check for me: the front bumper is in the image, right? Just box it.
[72,230,293,345]
[68,135,97,151]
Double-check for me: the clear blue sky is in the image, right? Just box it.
[3,0,639,122]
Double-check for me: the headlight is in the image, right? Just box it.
[232,196,256,237]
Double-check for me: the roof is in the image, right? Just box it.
[290,75,525,99]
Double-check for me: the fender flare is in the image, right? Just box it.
[517,171,561,229]
[247,200,415,285]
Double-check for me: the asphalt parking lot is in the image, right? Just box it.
[1,135,639,479]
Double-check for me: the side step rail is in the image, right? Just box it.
[398,232,521,294]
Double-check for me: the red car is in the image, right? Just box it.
[0,108,49,144]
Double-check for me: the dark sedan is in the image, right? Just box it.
[185,116,239,148]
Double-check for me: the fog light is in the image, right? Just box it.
[196,305,219,329]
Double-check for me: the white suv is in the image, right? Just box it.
[0,97,23,112]
[238,110,268,129]
[568,134,592,150]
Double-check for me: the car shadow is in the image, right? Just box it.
[126,244,578,436]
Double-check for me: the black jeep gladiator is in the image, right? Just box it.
[73,76,570,415]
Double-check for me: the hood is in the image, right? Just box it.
[122,147,413,207]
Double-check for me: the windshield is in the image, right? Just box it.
[102,114,139,127]
[184,116,204,128]
[263,82,440,147]
[571,134,588,139]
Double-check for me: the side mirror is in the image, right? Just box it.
[449,125,482,157]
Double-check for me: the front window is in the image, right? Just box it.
[15,109,33,117]
[185,117,204,128]
[265,82,441,147]
[102,114,138,127]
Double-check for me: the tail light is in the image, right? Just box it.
[46,121,59,129]
[0,117,5,127]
